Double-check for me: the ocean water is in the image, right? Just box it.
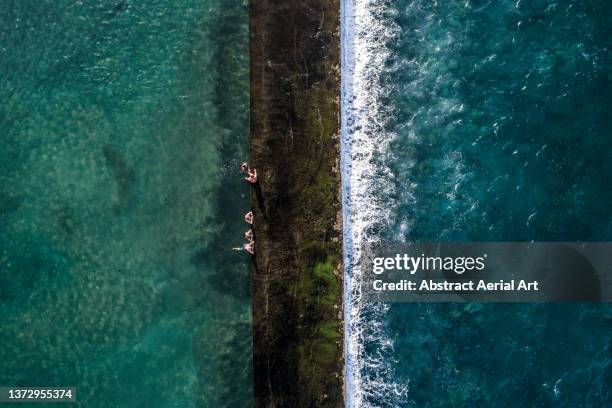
[0,1,251,407]
[342,0,611,407]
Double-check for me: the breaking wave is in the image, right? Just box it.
[340,0,408,406]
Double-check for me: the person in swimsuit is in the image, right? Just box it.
[245,168,257,184]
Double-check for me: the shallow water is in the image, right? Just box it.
[0,1,251,406]
[343,0,612,406]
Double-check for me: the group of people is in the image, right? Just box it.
[242,162,257,255]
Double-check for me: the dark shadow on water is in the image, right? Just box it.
[108,1,128,18]
[102,143,135,213]
[179,5,253,404]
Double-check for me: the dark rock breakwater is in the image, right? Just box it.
[249,0,343,406]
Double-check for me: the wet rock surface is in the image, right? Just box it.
[249,0,343,406]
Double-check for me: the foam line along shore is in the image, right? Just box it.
[341,0,407,406]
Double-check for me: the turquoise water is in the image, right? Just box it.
[349,0,611,406]
[0,1,251,406]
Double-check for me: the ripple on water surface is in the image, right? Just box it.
[0,1,252,406]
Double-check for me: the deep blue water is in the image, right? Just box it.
[0,1,251,406]
[354,0,612,406]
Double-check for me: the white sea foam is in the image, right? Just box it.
[341,0,408,406]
